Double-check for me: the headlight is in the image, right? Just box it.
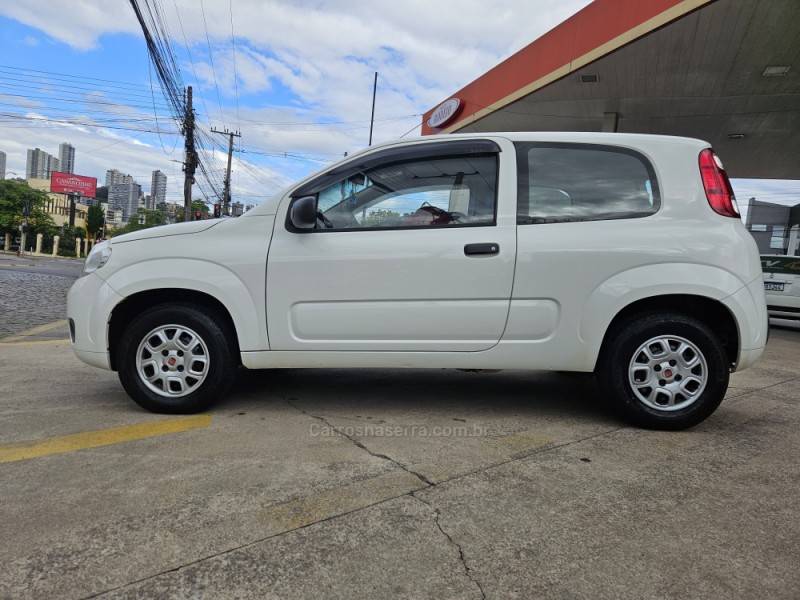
[83,241,112,275]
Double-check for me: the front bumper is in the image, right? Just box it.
[66,272,123,370]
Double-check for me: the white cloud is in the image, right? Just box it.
[2,0,797,214]
[3,0,668,205]
[0,1,137,51]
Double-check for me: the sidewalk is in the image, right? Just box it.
[0,250,82,262]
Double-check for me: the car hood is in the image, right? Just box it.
[111,219,223,243]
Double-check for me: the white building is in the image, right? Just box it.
[104,206,124,229]
[150,169,167,207]
[26,148,60,179]
[58,142,75,174]
[109,182,142,223]
[105,169,134,187]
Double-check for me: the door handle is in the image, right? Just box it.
[464,243,500,256]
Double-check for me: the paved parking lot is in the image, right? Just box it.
[1,259,799,599]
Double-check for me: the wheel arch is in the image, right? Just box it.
[108,288,241,371]
[594,294,739,370]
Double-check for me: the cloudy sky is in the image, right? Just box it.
[0,0,798,214]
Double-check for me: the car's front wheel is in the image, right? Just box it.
[117,304,237,413]
[597,311,730,430]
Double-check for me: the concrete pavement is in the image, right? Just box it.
[1,323,799,599]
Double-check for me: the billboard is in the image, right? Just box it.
[50,172,97,198]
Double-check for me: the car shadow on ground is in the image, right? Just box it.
[225,367,617,425]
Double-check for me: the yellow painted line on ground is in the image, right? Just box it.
[0,338,69,347]
[0,319,68,343]
[0,415,212,464]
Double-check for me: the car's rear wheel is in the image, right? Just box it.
[597,311,730,430]
[117,304,237,413]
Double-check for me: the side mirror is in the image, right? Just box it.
[289,196,317,231]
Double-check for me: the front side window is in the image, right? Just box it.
[309,155,497,231]
[515,143,660,224]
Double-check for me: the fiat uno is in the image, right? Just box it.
[68,133,768,429]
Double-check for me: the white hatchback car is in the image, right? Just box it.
[762,254,800,320]
[68,132,768,429]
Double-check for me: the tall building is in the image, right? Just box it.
[26,148,60,179]
[109,182,142,223]
[58,142,76,174]
[231,201,244,217]
[105,169,134,187]
[150,169,167,207]
[0,150,6,179]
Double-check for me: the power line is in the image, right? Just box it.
[0,90,178,113]
[0,111,181,134]
[172,0,214,126]
[229,0,241,129]
[0,64,158,91]
[0,75,175,106]
[200,0,226,126]
[129,0,185,120]
[237,148,331,164]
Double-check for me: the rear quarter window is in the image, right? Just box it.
[515,142,661,224]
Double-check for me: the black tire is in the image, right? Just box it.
[597,311,730,430]
[117,303,237,413]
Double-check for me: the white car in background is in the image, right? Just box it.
[68,132,768,430]
[762,255,800,321]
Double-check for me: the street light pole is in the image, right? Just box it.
[210,127,242,216]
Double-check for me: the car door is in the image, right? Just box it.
[266,138,517,352]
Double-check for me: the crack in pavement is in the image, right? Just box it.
[414,494,487,600]
[82,416,624,598]
[285,397,435,486]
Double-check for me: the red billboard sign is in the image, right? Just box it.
[50,172,97,198]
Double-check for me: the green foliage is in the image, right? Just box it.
[56,225,86,257]
[86,204,105,237]
[362,208,401,227]
[109,208,166,237]
[0,179,56,236]
[175,199,210,222]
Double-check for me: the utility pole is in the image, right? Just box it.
[368,71,378,146]
[210,126,241,216]
[182,86,197,221]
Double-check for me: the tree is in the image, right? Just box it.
[108,208,166,237]
[176,199,210,222]
[0,179,55,236]
[86,204,105,239]
[57,225,86,257]
[363,208,401,227]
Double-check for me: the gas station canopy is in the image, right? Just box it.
[421,0,799,179]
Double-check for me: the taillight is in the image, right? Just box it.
[699,148,739,217]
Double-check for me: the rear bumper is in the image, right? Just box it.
[722,276,769,371]
[66,272,122,370]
